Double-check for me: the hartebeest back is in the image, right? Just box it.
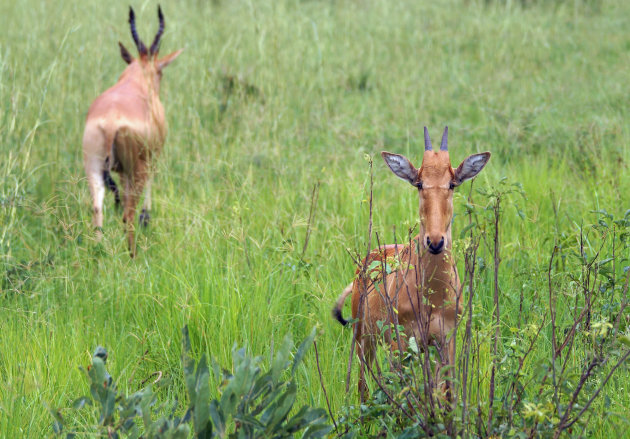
[333,127,490,397]
[83,6,182,256]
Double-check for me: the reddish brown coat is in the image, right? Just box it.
[82,7,181,256]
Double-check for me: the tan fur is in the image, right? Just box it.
[335,133,490,399]
[82,10,181,257]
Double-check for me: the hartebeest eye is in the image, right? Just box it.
[415,181,423,190]
[449,182,455,190]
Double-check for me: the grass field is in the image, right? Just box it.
[1,0,629,437]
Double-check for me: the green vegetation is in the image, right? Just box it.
[49,327,330,438]
[1,0,629,437]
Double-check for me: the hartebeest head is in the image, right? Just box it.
[118,6,182,94]
[382,127,491,255]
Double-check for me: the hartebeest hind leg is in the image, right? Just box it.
[443,336,456,399]
[139,177,151,227]
[83,125,112,236]
[121,162,149,257]
[104,169,121,208]
[355,329,377,402]
[85,157,107,236]
[432,327,456,401]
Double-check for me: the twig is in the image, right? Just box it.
[562,349,630,430]
[301,181,320,259]
[313,340,338,432]
[126,349,149,385]
[548,245,559,412]
[487,192,502,433]
[461,236,479,438]
[361,350,424,430]
[508,317,546,426]
[140,370,163,387]
[613,270,629,335]
[345,156,375,396]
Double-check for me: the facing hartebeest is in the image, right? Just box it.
[333,127,491,398]
[83,6,182,256]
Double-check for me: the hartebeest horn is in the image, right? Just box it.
[129,7,148,56]
[149,5,164,56]
[424,126,433,151]
[440,126,448,151]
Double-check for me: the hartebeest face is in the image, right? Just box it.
[382,127,491,254]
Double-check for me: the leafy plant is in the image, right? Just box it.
[49,327,331,438]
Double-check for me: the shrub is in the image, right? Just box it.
[48,327,331,438]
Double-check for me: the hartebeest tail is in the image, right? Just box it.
[83,6,182,256]
[335,127,491,399]
[332,283,353,326]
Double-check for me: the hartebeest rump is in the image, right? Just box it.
[83,6,182,256]
[333,127,490,397]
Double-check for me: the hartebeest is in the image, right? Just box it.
[83,6,182,256]
[333,127,490,397]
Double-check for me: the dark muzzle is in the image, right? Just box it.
[427,236,445,254]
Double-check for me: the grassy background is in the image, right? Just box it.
[1,0,629,436]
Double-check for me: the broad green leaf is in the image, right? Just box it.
[209,400,225,437]
[286,407,329,435]
[193,354,211,435]
[271,335,293,383]
[300,420,333,439]
[182,326,197,403]
[71,396,91,410]
[236,414,265,429]
[284,405,310,432]
[138,387,155,431]
[264,382,297,432]
[292,328,316,376]
[459,222,476,238]
[252,386,284,418]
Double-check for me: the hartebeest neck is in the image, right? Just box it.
[403,233,459,310]
[118,63,161,95]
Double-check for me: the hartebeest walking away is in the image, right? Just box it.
[83,6,182,256]
[333,127,490,397]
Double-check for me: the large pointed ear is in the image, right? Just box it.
[119,42,133,64]
[381,151,420,186]
[157,49,183,71]
[453,152,491,186]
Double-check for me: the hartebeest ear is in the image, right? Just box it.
[381,152,420,186]
[157,49,183,71]
[453,152,491,186]
[119,42,133,64]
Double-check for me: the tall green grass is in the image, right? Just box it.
[1,0,629,436]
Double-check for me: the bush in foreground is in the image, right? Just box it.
[48,327,331,439]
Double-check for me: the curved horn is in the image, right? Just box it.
[440,126,448,151]
[149,5,165,56]
[424,126,433,151]
[129,7,147,56]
